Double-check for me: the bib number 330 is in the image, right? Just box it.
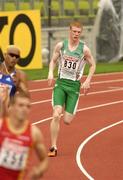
[64,60,77,70]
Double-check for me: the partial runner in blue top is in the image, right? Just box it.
[0,72,16,97]
[0,45,29,97]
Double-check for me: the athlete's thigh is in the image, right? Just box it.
[65,91,79,115]
[52,84,66,107]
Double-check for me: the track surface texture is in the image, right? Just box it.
[26,72,123,180]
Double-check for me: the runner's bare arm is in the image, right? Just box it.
[82,45,96,95]
[0,86,9,117]
[16,70,29,94]
[30,125,48,179]
[48,42,63,86]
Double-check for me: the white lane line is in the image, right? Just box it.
[32,117,52,124]
[108,86,123,89]
[77,100,123,112]
[30,87,53,92]
[93,72,123,76]
[29,79,123,92]
[30,72,123,82]
[31,88,123,105]
[32,100,123,125]
[76,120,123,180]
[80,87,123,97]
[91,79,123,85]
[31,99,51,105]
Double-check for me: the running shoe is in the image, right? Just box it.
[48,147,57,157]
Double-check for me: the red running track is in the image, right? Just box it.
[26,72,123,180]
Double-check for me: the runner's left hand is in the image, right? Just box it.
[81,80,90,95]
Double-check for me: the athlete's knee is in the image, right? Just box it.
[64,117,72,125]
[64,119,71,125]
[64,112,74,125]
[53,108,62,121]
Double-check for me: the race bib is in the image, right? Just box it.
[62,59,77,71]
[0,138,29,170]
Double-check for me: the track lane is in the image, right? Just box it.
[40,103,123,180]
[27,73,123,180]
[30,79,123,103]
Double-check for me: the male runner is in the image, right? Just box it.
[0,45,28,97]
[0,90,48,179]
[48,21,96,157]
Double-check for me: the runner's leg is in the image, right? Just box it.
[50,105,62,148]
[64,111,75,124]
[50,83,66,148]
